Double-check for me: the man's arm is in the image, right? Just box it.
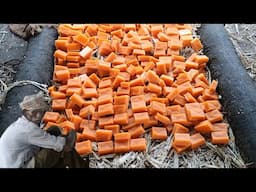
[27,128,66,152]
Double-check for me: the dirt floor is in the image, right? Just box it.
[0,24,254,168]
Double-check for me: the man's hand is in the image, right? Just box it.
[63,129,76,152]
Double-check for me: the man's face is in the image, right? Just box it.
[29,109,46,125]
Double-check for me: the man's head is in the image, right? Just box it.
[19,91,49,125]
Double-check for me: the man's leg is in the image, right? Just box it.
[62,149,89,168]
[34,148,64,168]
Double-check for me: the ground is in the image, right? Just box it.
[0,24,28,91]
[0,24,253,168]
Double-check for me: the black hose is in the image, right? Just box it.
[0,27,57,135]
[199,24,256,167]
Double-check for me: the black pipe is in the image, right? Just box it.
[199,24,256,167]
[0,27,58,136]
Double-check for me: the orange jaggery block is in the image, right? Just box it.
[89,73,100,86]
[98,116,114,128]
[191,87,204,97]
[80,119,96,130]
[55,70,70,82]
[67,78,82,88]
[114,112,129,124]
[176,72,191,85]
[147,83,162,95]
[180,35,193,47]
[73,33,89,46]
[118,46,132,56]
[209,80,218,93]
[154,112,171,125]
[177,81,193,95]
[82,88,98,98]
[172,143,190,154]
[114,132,131,142]
[172,123,189,134]
[48,85,55,93]
[173,94,186,106]
[170,113,188,125]
[195,55,209,65]
[98,41,113,56]
[184,92,197,103]
[56,114,67,124]
[187,69,200,81]
[205,109,223,123]
[146,70,160,84]
[128,125,145,139]
[54,49,68,60]
[143,61,155,72]
[184,103,205,121]
[42,112,60,123]
[79,105,95,118]
[194,120,214,134]
[130,138,146,152]
[75,140,92,155]
[96,129,113,142]
[66,87,82,96]
[156,61,167,75]
[97,93,113,105]
[130,77,144,87]
[160,74,173,86]
[104,124,120,134]
[143,115,158,129]
[70,93,85,107]
[82,127,96,141]
[98,140,114,156]
[79,46,93,59]
[98,87,113,95]
[99,79,112,89]
[98,103,114,117]
[150,101,166,115]
[130,86,144,96]
[151,127,168,140]
[202,89,218,101]
[131,96,147,113]
[113,104,127,114]
[112,75,126,89]
[167,105,184,115]
[66,55,80,62]
[119,72,130,81]
[150,97,169,106]
[168,38,182,50]
[114,140,130,153]
[114,95,129,105]
[55,39,68,51]
[52,99,66,111]
[67,62,80,68]
[65,108,74,121]
[173,133,191,147]
[71,115,82,130]
[190,133,206,149]
[202,100,221,112]
[212,123,229,132]
[117,87,130,96]
[66,42,81,52]
[166,87,179,101]
[191,38,203,52]
[211,131,229,145]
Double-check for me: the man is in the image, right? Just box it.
[0,91,88,168]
